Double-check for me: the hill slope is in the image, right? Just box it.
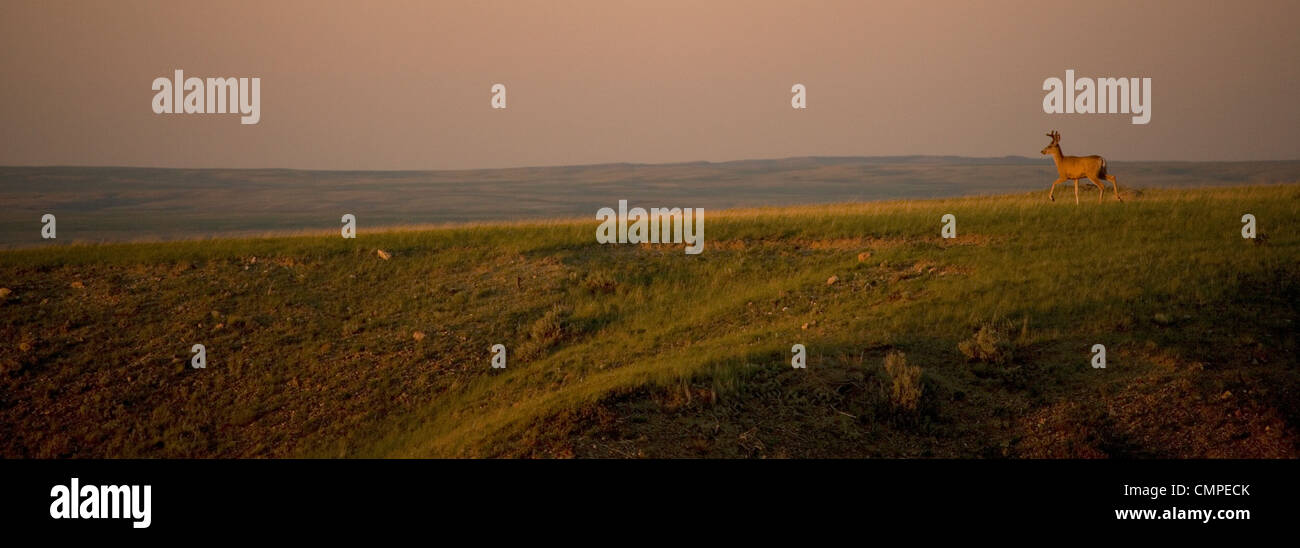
[4,158,1300,246]
[1,184,1297,458]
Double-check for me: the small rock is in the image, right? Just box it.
[801,323,809,330]
[857,252,871,262]
[1153,313,1173,325]
[70,281,85,289]
[412,331,426,342]
[376,249,392,260]
[19,342,31,352]
[826,275,838,286]
[0,287,10,298]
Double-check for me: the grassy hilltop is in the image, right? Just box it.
[1,184,1298,458]
[5,158,1300,247]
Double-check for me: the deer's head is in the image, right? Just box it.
[1041,131,1061,155]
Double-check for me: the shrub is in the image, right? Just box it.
[518,305,574,360]
[883,351,923,413]
[958,319,1023,365]
[529,305,571,344]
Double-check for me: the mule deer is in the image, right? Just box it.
[1041,131,1121,204]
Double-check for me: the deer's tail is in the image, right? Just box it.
[1099,157,1109,178]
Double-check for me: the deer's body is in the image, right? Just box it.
[1041,131,1121,204]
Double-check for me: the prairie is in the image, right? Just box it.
[5,157,1300,247]
[1,183,1296,458]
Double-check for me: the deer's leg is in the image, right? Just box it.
[1107,175,1122,201]
[1049,177,1064,201]
[1073,179,1080,205]
[1087,176,1105,203]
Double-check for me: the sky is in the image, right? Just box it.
[1,0,1297,170]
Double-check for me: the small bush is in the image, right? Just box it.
[518,305,574,360]
[883,351,923,413]
[958,319,1024,365]
[529,305,571,344]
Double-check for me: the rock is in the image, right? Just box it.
[70,281,85,289]
[826,275,838,286]
[1153,313,1173,325]
[412,331,426,342]
[19,342,31,352]
[376,249,392,260]
[0,287,10,298]
[857,252,871,262]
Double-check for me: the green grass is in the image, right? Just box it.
[2,184,1297,458]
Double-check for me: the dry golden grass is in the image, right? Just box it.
[1,184,1297,458]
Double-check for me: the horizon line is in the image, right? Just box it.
[4,154,1300,173]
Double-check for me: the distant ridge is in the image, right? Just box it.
[0,154,1053,173]
[13,154,1300,175]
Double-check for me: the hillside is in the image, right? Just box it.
[1,184,1297,458]
[4,158,1300,247]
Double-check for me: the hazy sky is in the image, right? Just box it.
[1,0,1297,169]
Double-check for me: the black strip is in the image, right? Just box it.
[1,459,1289,538]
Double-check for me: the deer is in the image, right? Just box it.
[1041,130,1121,204]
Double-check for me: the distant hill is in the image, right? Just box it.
[2,157,1299,246]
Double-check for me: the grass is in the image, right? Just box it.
[1,184,1297,458]
[6,159,1300,247]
